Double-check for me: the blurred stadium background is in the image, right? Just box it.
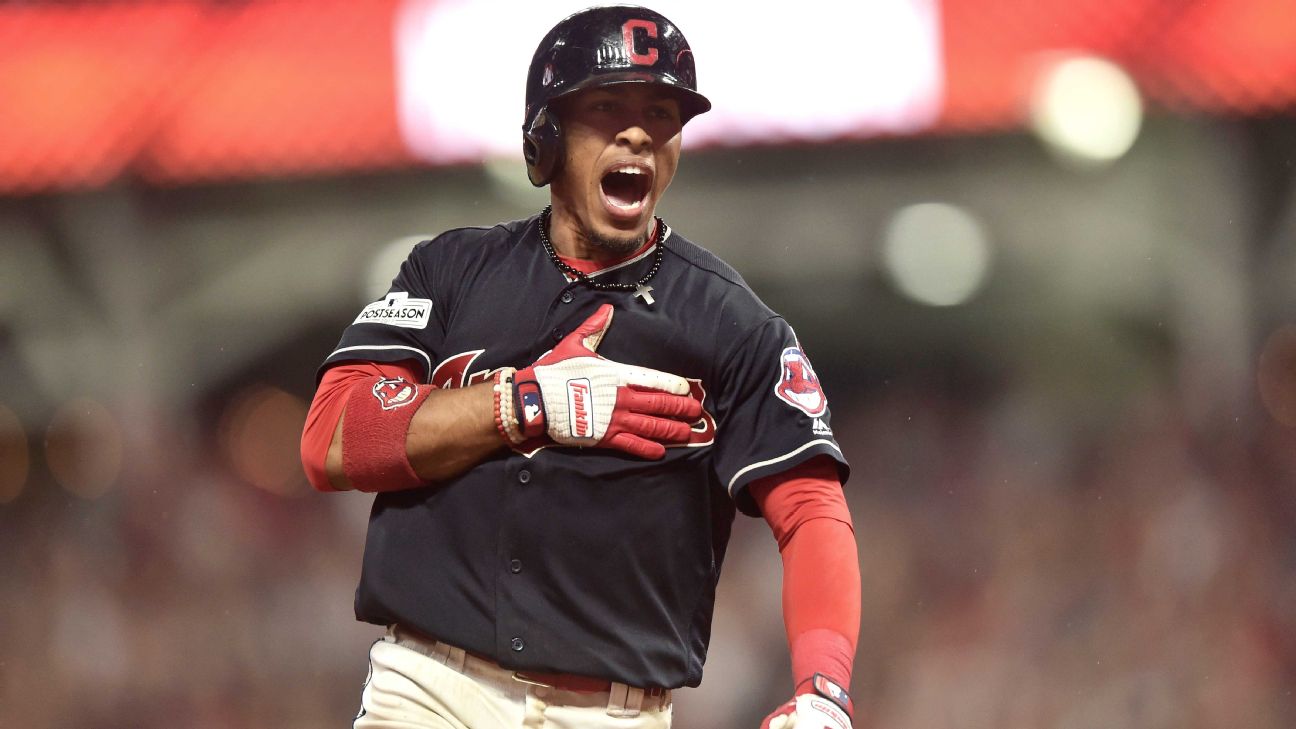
[3,0,1296,727]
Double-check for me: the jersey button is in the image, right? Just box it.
[510,559,522,573]
[551,328,564,342]
[511,637,525,652]
[560,291,574,304]
[518,470,531,484]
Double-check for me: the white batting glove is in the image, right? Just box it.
[764,695,852,729]
[761,675,853,729]
[499,304,702,459]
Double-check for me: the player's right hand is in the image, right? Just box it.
[760,694,852,729]
[501,303,702,459]
[761,673,854,729]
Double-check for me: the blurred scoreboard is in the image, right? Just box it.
[0,0,1293,194]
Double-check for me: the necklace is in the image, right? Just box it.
[537,205,665,292]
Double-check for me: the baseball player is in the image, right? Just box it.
[301,6,861,728]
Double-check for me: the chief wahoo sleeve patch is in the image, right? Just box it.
[372,377,419,411]
[774,346,827,417]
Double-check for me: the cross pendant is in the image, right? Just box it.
[633,284,655,306]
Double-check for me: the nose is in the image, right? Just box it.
[616,123,652,154]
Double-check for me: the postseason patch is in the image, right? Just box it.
[355,291,432,329]
[774,346,827,417]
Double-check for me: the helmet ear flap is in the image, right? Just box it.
[523,107,563,187]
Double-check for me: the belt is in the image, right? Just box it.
[512,669,667,697]
[393,625,668,698]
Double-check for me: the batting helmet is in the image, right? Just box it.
[522,5,712,187]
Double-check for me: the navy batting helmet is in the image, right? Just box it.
[522,5,711,187]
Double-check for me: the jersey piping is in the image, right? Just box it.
[562,224,669,280]
[326,344,432,382]
[727,439,845,497]
[583,241,658,278]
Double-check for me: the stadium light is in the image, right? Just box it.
[1029,54,1143,168]
[882,202,992,307]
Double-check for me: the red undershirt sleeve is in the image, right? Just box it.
[300,360,421,492]
[750,456,861,697]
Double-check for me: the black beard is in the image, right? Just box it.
[584,227,648,258]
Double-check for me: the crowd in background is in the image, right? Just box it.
[4,365,1293,729]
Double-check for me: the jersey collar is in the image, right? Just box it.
[555,222,671,283]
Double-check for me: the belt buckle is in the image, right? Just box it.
[512,671,553,689]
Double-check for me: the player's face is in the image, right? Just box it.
[550,85,683,258]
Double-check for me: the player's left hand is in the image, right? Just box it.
[760,692,852,729]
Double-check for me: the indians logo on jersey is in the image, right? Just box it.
[774,346,826,417]
[430,349,492,389]
[372,377,418,410]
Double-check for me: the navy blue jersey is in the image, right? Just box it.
[320,213,848,688]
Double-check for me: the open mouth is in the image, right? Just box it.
[599,163,653,215]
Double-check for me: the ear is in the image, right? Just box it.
[524,107,564,187]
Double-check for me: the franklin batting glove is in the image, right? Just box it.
[497,303,702,459]
[761,674,853,729]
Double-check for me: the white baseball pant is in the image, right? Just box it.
[354,625,673,729]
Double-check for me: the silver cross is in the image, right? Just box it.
[633,284,655,305]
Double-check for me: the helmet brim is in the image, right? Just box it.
[551,72,712,125]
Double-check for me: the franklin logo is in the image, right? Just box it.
[807,697,848,729]
[774,346,827,417]
[355,291,432,329]
[567,378,593,438]
[372,377,418,411]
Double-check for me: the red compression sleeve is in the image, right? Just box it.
[300,360,421,492]
[751,457,860,699]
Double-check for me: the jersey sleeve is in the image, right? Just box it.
[317,242,443,383]
[712,316,849,516]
